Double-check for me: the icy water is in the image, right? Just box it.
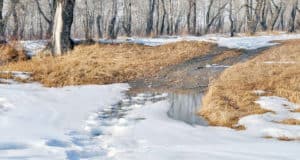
[167,91,208,125]
[96,90,207,128]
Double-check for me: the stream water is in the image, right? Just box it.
[95,89,207,132]
[167,91,208,125]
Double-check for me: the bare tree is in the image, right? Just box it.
[146,0,156,36]
[35,0,56,38]
[160,0,167,35]
[122,0,132,37]
[10,0,20,40]
[187,0,196,34]
[51,0,76,55]
[0,0,13,43]
[260,0,268,31]
[229,0,236,37]
[288,0,298,32]
[270,0,283,31]
[96,0,103,38]
[108,0,119,39]
[205,0,227,33]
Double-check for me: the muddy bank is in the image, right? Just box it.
[127,45,270,125]
[130,46,270,92]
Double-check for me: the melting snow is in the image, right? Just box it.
[0,82,129,159]
[239,96,300,140]
[20,40,48,57]
[21,34,300,57]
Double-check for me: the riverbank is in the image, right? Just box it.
[200,40,300,139]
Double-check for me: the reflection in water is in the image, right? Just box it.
[167,92,208,126]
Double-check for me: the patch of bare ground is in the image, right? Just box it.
[0,41,214,87]
[200,40,300,128]
[212,50,242,63]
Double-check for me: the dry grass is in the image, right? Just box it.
[0,43,28,65]
[200,40,300,128]
[264,136,299,141]
[212,50,242,63]
[0,41,214,87]
[293,109,300,113]
[0,72,13,79]
[279,119,300,125]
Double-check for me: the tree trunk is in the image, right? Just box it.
[12,1,18,40]
[270,0,282,31]
[260,0,268,31]
[288,0,298,32]
[0,0,5,43]
[122,0,132,37]
[51,0,75,56]
[229,0,235,37]
[108,0,119,39]
[146,0,155,36]
[160,0,167,35]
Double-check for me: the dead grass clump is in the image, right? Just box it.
[0,72,13,79]
[0,44,28,65]
[212,50,242,63]
[0,41,214,87]
[279,119,300,125]
[293,109,300,113]
[264,136,298,141]
[200,40,300,128]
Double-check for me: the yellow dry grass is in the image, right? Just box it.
[279,119,300,125]
[0,41,214,87]
[200,40,300,128]
[212,50,242,63]
[0,72,13,79]
[0,44,27,64]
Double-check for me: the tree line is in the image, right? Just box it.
[0,0,300,55]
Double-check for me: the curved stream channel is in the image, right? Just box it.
[73,46,271,159]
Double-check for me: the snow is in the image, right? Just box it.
[205,64,231,68]
[0,71,31,80]
[0,82,129,159]
[239,96,300,140]
[20,40,48,56]
[263,61,297,64]
[21,33,300,56]
[94,97,300,160]
[3,33,300,159]
[100,33,300,50]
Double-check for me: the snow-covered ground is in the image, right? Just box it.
[101,33,300,50]
[2,34,300,159]
[23,33,300,56]
[95,98,300,160]
[20,40,48,57]
[0,81,129,159]
[0,79,299,160]
[240,96,300,140]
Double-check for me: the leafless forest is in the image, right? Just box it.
[1,0,300,41]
